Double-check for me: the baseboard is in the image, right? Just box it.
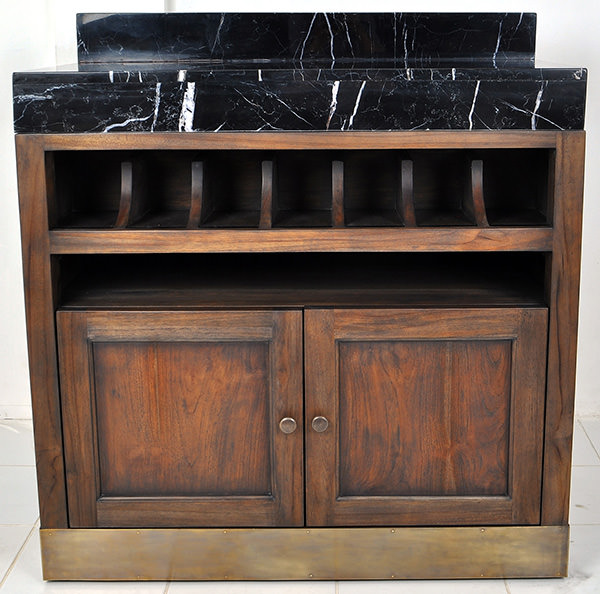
[40,525,569,581]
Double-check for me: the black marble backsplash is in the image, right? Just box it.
[77,13,536,68]
[13,12,586,133]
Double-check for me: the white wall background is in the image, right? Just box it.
[1,1,598,417]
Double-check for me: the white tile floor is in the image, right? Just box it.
[1,418,599,593]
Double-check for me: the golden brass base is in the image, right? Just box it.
[40,526,569,581]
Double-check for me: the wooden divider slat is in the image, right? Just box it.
[260,160,275,229]
[187,161,205,228]
[332,160,345,228]
[468,159,489,227]
[399,159,416,227]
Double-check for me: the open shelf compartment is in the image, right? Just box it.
[55,252,547,310]
[48,148,552,230]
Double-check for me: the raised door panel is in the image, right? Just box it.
[57,310,303,528]
[305,308,547,527]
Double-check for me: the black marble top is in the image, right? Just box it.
[13,12,587,133]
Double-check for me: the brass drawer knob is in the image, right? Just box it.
[311,416,329,433]
[279,417,297,434]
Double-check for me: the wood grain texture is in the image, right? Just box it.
[49,227,553,254]
[399,159,416,226]
[35,131,559,151]
[338,339,510,497]
[304,309,336,527]
[305,308,547,527]
[542,131,586,525]
[332,160,344,227]
[93,341,271,497]
[56,310,304,528]
[259,160,275,229]
[467,159,489,227]
[114,160,148,228]
[55,312,99,527]
[15,135,68,528]
[187,160,205,228]
[114,161,133,228]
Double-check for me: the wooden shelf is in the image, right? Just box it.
[345,209,403,227]
[59,253,546,310]
[487,209,549,227]
[415,210,476,227]
[201,210,261,228]
[39,131,560,151]
[274,210,333,228]
[49,227,554,254]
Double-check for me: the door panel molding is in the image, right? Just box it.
[305,308,548,527]
[57,309,304,528]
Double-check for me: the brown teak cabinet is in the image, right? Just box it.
[16,131,584,580]
[56,310,304,528]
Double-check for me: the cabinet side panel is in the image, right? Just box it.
[16,135,68,528]
[542,131,586,525]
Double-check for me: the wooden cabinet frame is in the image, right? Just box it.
[15,130,585,579]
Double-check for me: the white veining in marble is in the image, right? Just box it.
[178,81,196,132]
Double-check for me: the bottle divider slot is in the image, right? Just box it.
[50,150,550,230]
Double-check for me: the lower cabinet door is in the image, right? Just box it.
[304,308,548,527]
[57,310,304,528]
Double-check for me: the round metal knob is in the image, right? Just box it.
[279,417,297,434]
[311,416,329,433]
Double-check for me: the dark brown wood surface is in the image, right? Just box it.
[15,135,68,528]
[259,160,275,229]
[399,159,416,226]
[187,160,205,228]
[541,131,586,525]
[57,310,303,528]
[305,308,548,526]
[338,339,510,496]
[467,159,489,227]
[94,341,271,497]
[49,227,553,254]
[332,160,344,227]
[16,129,584,540]
[36,131,559,151]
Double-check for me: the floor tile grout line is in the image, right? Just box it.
[0,464,37,468]
[503,577,512,593]
[0,521,37,589]
[579,419,600,462]
[163,581,171,593]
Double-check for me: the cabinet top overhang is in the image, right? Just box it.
[13,12,586,133]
